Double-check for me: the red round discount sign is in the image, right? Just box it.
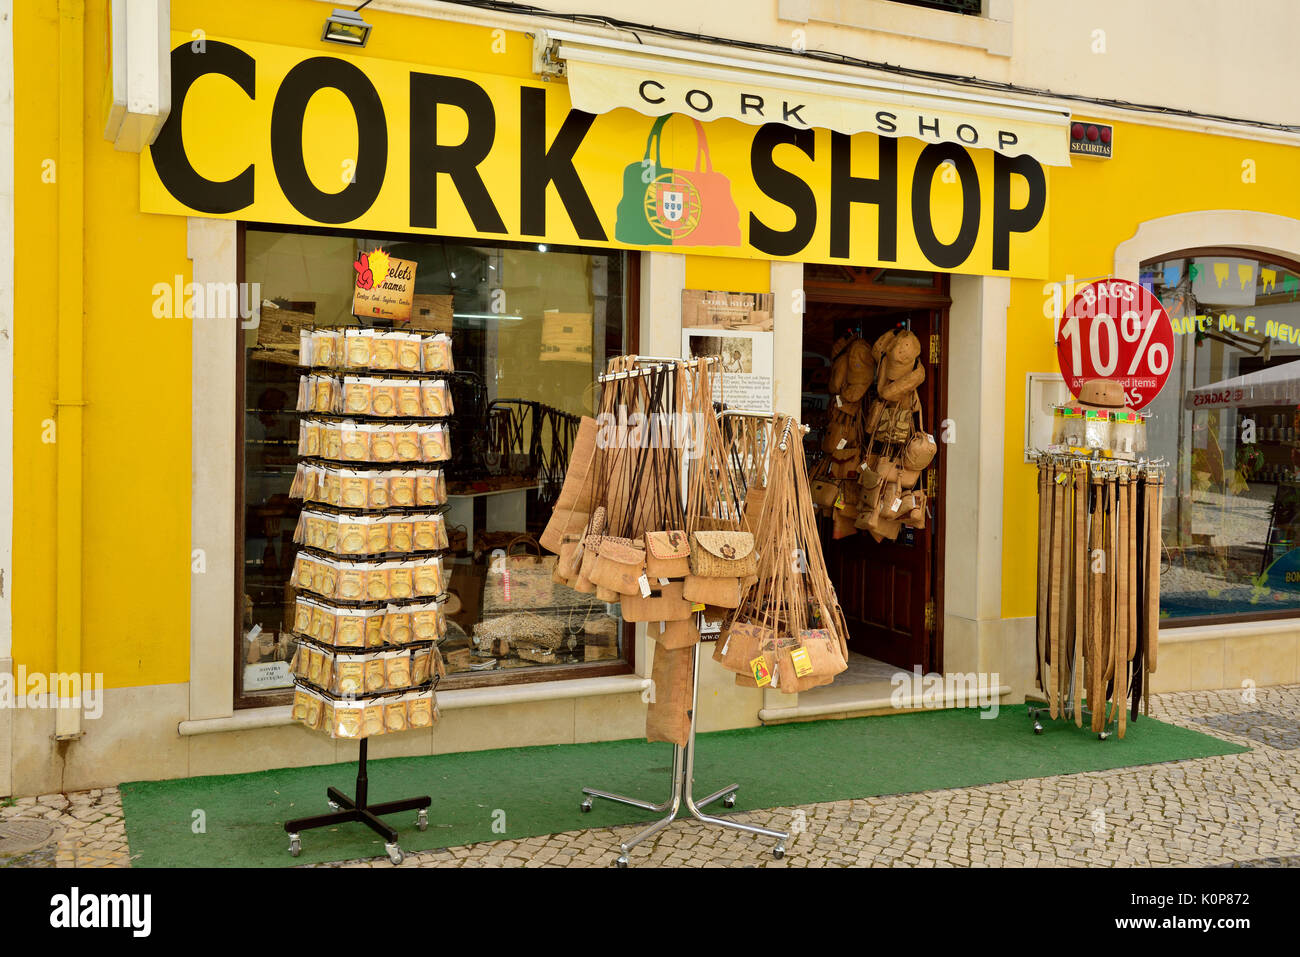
[1056,279,1174,410]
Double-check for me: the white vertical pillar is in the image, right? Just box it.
[944,275,1026,692]
[189,218,239,720]
[770,261,804,417]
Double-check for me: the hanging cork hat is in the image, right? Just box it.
[1076,378,1126,410]
[840,339,876,402]
[828,333,855,395]
[874,328,925,402]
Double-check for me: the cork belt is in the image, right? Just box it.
[1048,464,1066,720]
[1036,462,1051,701]
[1072,465,1086,727]
[1035,458,1163,739]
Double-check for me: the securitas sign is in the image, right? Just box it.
[140,37,1051,277]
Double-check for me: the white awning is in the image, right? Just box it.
[1184,360,1300,410]
[535,30,1072,167]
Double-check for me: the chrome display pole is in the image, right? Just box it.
[581,641,788,867]
[581,405,799,867]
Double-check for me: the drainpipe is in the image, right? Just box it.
[54,0,85,740]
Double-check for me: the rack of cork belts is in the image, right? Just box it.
[281,327,456,864]
[1028,378,1164,741]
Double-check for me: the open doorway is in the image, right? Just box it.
[800,266,950,676]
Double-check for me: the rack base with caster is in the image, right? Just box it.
[283,739,431,865]
[582,644,789,867]
[1026,691,1117,742]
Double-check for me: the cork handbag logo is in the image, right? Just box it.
[615,115,741,249]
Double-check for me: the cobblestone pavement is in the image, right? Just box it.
[0,788,131,867]
[3,685,1299,868]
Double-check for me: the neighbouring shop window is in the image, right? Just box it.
[1142,253,1300,622]
[238,229,629,703]
[889,0,982,14]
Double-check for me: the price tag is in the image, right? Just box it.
[637,574,651,598]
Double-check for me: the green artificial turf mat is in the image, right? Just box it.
[120,704,1247,867]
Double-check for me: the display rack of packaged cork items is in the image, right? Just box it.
[281,327,455,864]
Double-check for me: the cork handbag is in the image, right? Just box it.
[645,530,691,579]
[810,463,840,507]
[774,627,847,693]
[619,579,694,622]
[682,574,744,608]
[555,534,584,585]
[688,530,757,578]
[636,361,693,582]
[822,409,861,460]
[645,644,693,746]
[684,530,756,608]
[901,404,937,472]
[650,617,700,650]
[715,619,777,676]
[590,536,647,595]
[865,399,914,443]
[539,415,598,554]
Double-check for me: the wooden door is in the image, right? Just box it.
[802,268,948,673]
[825,309,942,671]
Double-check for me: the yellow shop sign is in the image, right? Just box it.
[140,36,1051,277]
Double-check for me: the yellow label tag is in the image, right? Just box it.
[1055,472,1068,485]
[749,655,773,688]
[833,491,844,510]
[789,646,813,677]
[691,603,706,612]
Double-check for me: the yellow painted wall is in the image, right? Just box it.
[11,2,542,689]
[684,256,771,294]
[999,120,1300,619]
[15,1,191,687]
[14,0,1300,695]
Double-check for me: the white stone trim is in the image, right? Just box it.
[178,674,651,736]
[758,683,1011,723]
[1113,209,1300,640]
[945,275,1008,627]
[770,261,805,418]
[188,217,239,721]
[779,0,1013,58]
[299,0,1300,148]
[1114,209,1300,280]
[1160,617,1300,644]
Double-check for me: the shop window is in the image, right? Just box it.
[889,0,982,14]
[1141,252,1300,623]
[238,228,630,704]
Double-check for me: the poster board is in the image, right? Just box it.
[681,289,774,411]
